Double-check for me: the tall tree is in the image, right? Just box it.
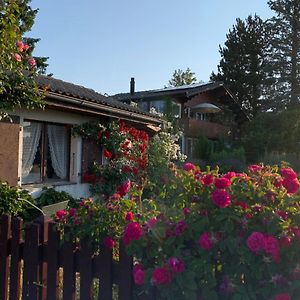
[211,15,268,118]
[265,0,300,110]
[0,1,44,119]
[168,68,197,87]
[18,0,49,74]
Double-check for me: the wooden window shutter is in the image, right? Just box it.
[0,116,20,186]
[81,138,102,183]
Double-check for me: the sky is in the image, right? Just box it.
[30,0,273,95]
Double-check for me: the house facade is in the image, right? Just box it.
[113,80,246,159]
[0,76,161,198]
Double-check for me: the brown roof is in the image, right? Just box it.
[36,75,161,120]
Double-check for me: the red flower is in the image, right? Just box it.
[55,209,67,221]
[175,220,187,236]
[280,167,297,180]
[248,164,262,173]
[183,162,196,172]
[103,236,116,249]
[123,222,143,245]
[133,264,145,285]
[275,293,291,300]
[234,201,249,211]
[202,174,214,185]
[198,232,214,251]
[14,53,22,62]
[263,235,281,262]
[152,267,173,285]
[223,172,236,180]
[214,177,231,189]
[82,173,96,184]
[211,189,231,208]
[16,41,24,51]
[122,165,132,173]
[125,212,134,221]
[168,257,185,273]
[183,207,191,216]
[247,232,265,253]
[282,178,300,194]
[117,180,131,197]
[103,149,113,160]
[279,236,292,248]
[28,58,36,67]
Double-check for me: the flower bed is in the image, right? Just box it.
[56,163,300,299]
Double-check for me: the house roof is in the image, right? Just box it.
[36,75,161,122]
[112,82,225,101]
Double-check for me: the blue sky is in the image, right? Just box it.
[30,0,273,95]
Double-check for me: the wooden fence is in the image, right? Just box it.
[0,214,134,300]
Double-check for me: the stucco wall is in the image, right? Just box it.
[0,121,20,186]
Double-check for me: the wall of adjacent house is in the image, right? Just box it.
[0,119,20,186]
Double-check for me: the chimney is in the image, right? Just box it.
[130,77,135,95]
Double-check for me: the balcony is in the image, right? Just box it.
[180,118,230,139]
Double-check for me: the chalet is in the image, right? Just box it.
[113,79,246,159]
[0,76,162,198]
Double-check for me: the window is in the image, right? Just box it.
[22,120,70,184]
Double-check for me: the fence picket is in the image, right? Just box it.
[22,222,40,300]
[79,239,93,300]
[46,222,59,300]
[0,214,11,300]
[118,241,133,300]
[96,247,113,300]
[9,217,23,300]
[62,227,76,300]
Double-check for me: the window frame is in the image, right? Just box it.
[21,119,71,185]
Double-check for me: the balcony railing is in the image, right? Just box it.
[180,118,230,139]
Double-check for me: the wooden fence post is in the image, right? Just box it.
[118,240,133,300]
[62,226,76,300]
[22,222,40,300]
[0,214,11,300]
[9,217,23,300]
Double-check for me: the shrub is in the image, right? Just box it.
[0,182,36,220]
[125,164,300,300]
[37,187,76,207]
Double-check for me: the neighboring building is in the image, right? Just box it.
[113,79,247,159]
[0,76,161,198]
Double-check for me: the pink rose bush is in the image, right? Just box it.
[57,162,300,299]
[124,164,300,299]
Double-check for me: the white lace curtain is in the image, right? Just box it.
[48,125,68,179]
[22,122,42,178]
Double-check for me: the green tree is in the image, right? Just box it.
[264,0,300,110]
[168,68,197,87]
[211,15,268,118]
[0,1,44,119]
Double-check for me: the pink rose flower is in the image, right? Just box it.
[14,53,22,62]
[211,189,231,208]
[198,232,214,251]
[16,41,24,51]
[282,178,300,194]
[275,293,291,300]
[183,207,191,215]
[214,177,231,189]
[263,235,281,262]
[117,180,131,197]
[280,167,298,180]
[183,162,196,172]
[133,264,145,285]
[223,172,236,180]
[175,220,187,236]
[125,211,134,221]
[168,257,185,273]
[23,44,30,51]
[69,208,77,217]
[123,222,143,245]
[248,164,262,173]
[247,232,265,253]
[103,236,115,249]
[146,217,158,229]
[55,209,67,221]
[28,58,36,67]
[152,267,173,285]
[202,174,214,186]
